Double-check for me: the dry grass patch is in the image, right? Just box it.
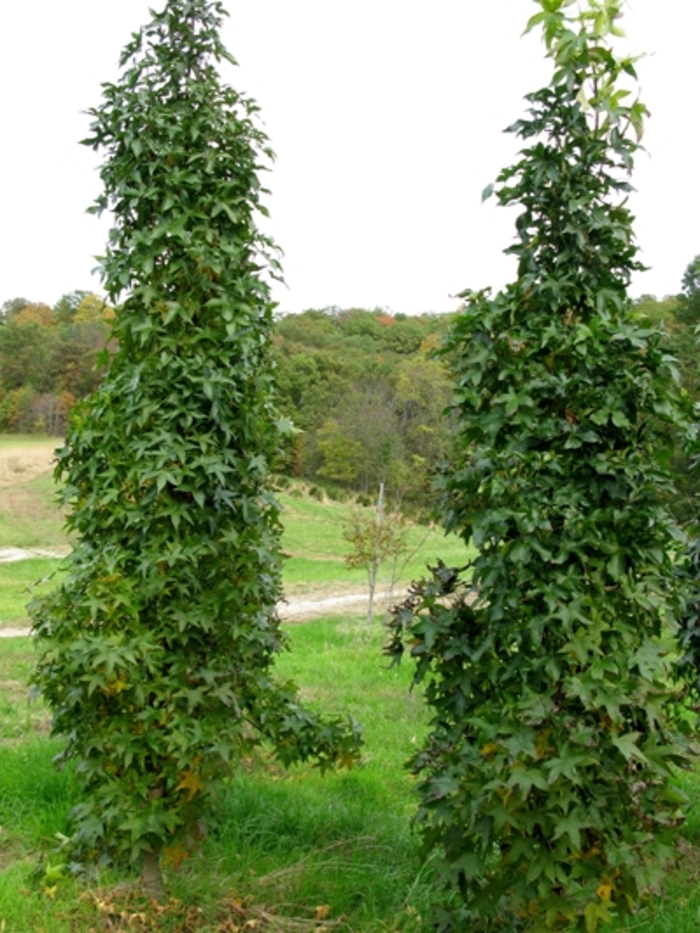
[0,438,59,487]
[0,476,69,549]
[0,436,68,549]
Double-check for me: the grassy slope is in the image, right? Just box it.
[0,435,62,452]
[0,435,67,548]
[0,560,62,625]
[280,491,470,591]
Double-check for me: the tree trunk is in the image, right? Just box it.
[141,849,165,902]
[366,482,384,625]
[367,557,377,626]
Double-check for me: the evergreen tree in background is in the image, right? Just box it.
[389,1,691,929]
[31,0,360,897]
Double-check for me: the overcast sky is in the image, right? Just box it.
[1,1,697,315]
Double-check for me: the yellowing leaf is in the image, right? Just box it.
[102,676,129,696]
[163,843,190,870]
[176,769,204,801]
[584,897,614,933]
[596,882,613,901]
[337,751,357,770]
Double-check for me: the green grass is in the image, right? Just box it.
[2,623,700,930]
[279,491,470,594]
[0,622,438,932]
[0,560,64,627]
[2,437,699,930]
[0,639,51,741]
[0,435,62,450]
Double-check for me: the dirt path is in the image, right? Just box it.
[0,448,408,635]
[0,547,70,563]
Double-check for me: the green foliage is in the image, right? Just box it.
[272,308,454,507]
[0,314,57,393]
[0,297,454,502]
[676,383,700,696]
[675,255,700,325]
[4,626,700,932]
[317,418,365,485]
[30,0,360,893]
[343,495,409,624]
[629,286,700,524]
[388,2,691,930]
[0,296,31,322]
[0,292,111,434]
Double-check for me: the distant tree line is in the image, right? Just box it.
[0,291,115,434]
[273,307,455,508]
[2,275,698,515]
[0,298,455,509]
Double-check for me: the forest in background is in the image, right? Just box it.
[1,255,699,517]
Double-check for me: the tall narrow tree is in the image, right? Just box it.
[389,1,690,930]
[31,0,360,897]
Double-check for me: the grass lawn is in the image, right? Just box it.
[0,473,68,550]
[0,620,438,932]
[0,435,62,452]
[279,492,469,590]
[0,560,64,627]
[2,623,700,931]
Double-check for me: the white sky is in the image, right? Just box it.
[1,1,697,315]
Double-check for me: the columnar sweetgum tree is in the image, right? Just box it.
[389,1,690,930]
[31,0,361,897]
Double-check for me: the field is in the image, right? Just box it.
[2,436,700,931]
